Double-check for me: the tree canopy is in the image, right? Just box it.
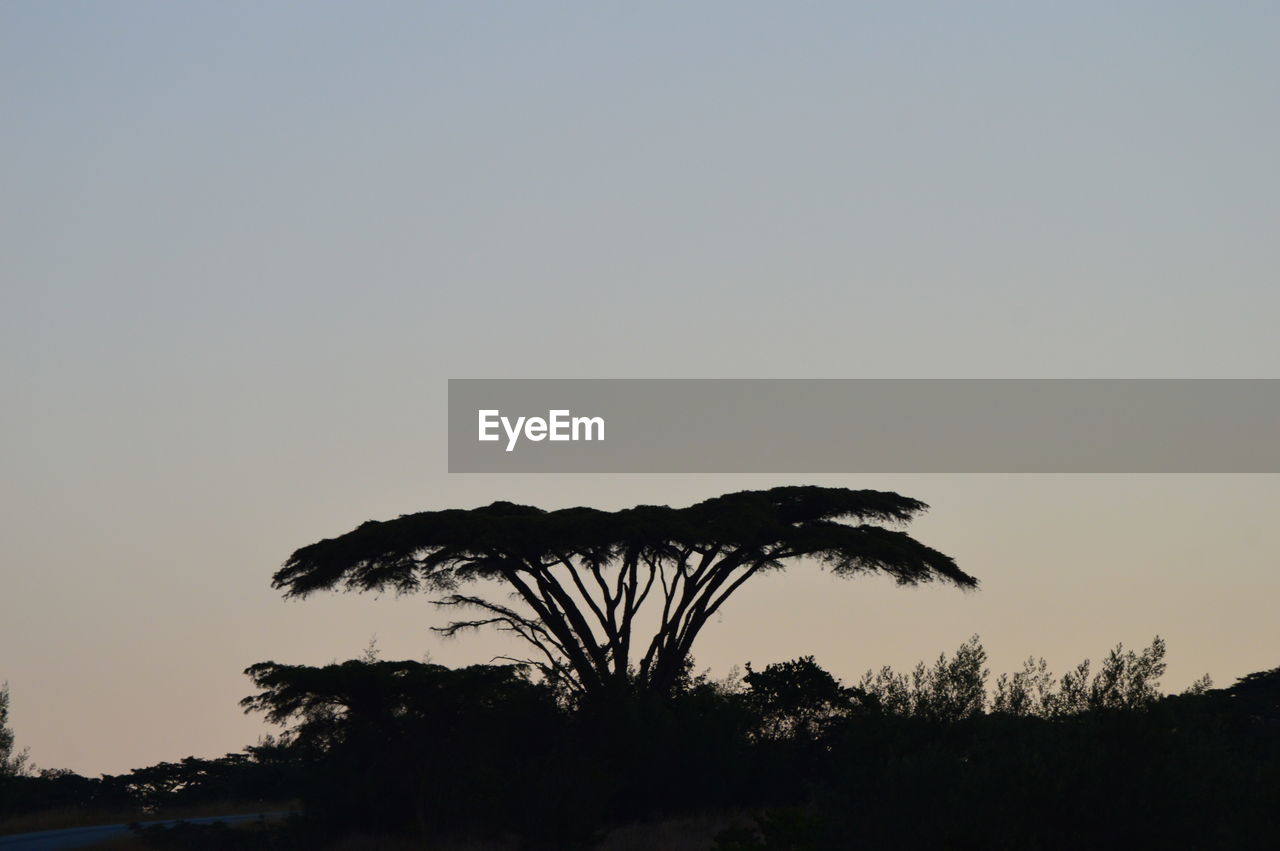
[241,659,547,747]
[273,486,976,697]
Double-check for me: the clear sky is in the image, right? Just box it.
[3,2,1278,775]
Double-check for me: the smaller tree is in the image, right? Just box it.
[991,656,1055,717]
[0,681,33,777]
[240,659,568,839]
[1086,636,1167,712]
[1216,666,1279,718]
[743,657,855,740]
[858,636,1172,721]
[857,636,989,722]
[241,659,552,753]
[1038,636,1169,717]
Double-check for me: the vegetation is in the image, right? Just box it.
[0,682,32,778]
[223,638,1273,848]
[4,638,1279,848]
[4,489,1278,848]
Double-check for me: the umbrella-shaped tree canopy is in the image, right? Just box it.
[273,486,976,697]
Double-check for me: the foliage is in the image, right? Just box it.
[9,641,1280,848]
[857,635,990,722]
[240,659,550,751]
[228,645,1279,849]
[241,658,579,842]
[743,657,857,741]
[1215,665,1280,717]
[0,682,32,778]
[854,635,1180,722]
[102,751,303,814]
[0,750,300,829]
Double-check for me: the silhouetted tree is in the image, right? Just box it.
[855,635,1177,722]
[0,682,32,777]
[272,487,975,698]
[240,659,551,751]
[743,657,856,740]
[99,752,300,814]
[240,659,566,839]
[1217,665,1280,719]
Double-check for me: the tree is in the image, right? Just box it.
[1217,665,1280,719]
[1,681,33,777]
[272,486,976,699]
[240,659,550,753]
[858,634,990,721]
[743,656,856,740]
[854,635,1173,721]
[240,660,565,838]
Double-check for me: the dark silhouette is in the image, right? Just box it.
[7,642,1280,848]
[1218,664,1280,720]
[271,486,974,698]
[12,487,1280,848]
[240,660,564,841]
[743,656,857,741]
[0,682,31,778]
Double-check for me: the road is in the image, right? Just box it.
[0,812,288,849]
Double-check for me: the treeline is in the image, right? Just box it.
[4,639,1279,848]
[0,746,302,823]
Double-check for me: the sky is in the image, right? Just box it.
[2,2,1278,775]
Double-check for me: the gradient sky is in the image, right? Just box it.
[3,2,1278,775]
